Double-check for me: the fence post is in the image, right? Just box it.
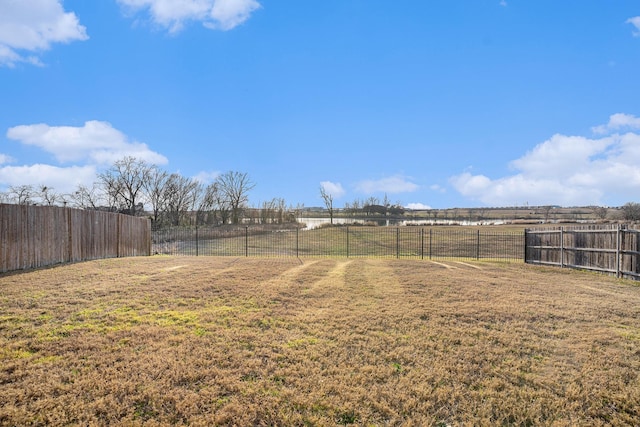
[421,228,424,260]
[146,219,152,257]
[346,226,349,258]
[245,226,248,257]
[396,227,400,259]
[560,227,564,268]
[476,229,480,260]
[67,207,73,263]
[195,226,199,257]
[117,214,122,258]
[296,227,299,258]
[523,229,528,263]
[616,224,621,278]
[429,228,433,259]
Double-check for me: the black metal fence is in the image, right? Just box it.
[152,225,524,261]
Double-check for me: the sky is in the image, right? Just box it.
[1,0,639,210]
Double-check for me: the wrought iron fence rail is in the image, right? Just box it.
[152,226,524,261]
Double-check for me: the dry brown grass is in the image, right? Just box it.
[1,257,640,426]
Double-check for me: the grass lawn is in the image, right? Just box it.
[1,257,640,426]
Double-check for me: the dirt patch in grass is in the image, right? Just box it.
[1,257,640,425]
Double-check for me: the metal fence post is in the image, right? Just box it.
[429,228,433,259]
[195,226,199,257]
[476,229,480,260]
[396,227,400,259]
[245,226,248,257]
[346,226,349,258]
[421,228,424,260]
[296,227,299,258]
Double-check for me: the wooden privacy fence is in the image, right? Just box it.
[0,204,151,273]
[525,225,640,280]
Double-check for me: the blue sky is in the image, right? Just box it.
[1,0,639,209]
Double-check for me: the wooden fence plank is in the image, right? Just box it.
[0,204,150,273]
[525,225,640,280]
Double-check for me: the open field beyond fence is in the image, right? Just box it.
[153,226,524,261]
[2,257,640,425]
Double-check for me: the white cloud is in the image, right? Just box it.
[406,202,432,210]
[206,0,262,30]
[2,121,168,195]
[0,0,88,67]
[7,121,168,166]
[0,164,97,194]
[450,172,602,207]
[320,181,345,198]
[450,117,640,207]
[592,113,640,135]
[117,0,261,33]
[509,134,612,179]
[355,175,419,194]
[0,154,14,164]
[627,16,640,37]
[430,184,446,193]
[193,170,220,183]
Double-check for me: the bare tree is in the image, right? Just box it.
[343,201,352,217]
[477,208,486,221]
[275,198,287,224]
[98,157,151,216]
[257,198,288,224]
[258,198,285,224]
[593,206,608,220]
[366,196,379,208]
[70,183,104,210]
[216,171,255,225]
[622,202,640,221]
[203,182,227,225]
[348,198,362,217]
[382,193,391,215]
[292,202,305,223]
[261,199,276,224]
[541,205,554,223]
[8,185,35,205]
[37,186,59,206]
[210,182,230,225]
[192,181,219,226]
[363,196,383,216]
[319,185,334,225]
[143,166,170,225]
[163,173,199,226]
[468,208,476,221]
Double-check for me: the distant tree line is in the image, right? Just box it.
[6,156,640,227]
[621,202,640,221]
[589,203,640,222]
[342,194,405,217]
[0,156,300,228]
